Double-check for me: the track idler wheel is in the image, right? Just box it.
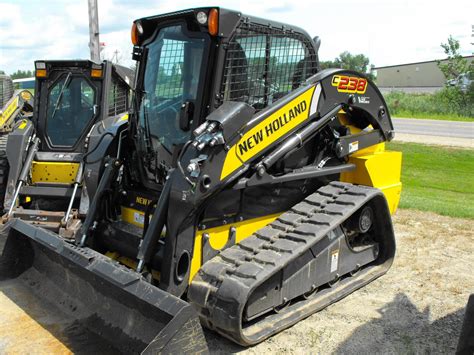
[358,206,373,233]
[346,205,374,234]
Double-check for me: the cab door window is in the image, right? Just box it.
[46,75,97,147]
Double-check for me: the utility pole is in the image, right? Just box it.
[88,0,100,63]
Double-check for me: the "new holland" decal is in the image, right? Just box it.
[220,86,317,180]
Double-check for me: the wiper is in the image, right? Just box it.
[50,72,72,121]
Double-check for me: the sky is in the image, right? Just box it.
[0,0,472,75]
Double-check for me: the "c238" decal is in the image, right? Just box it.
[331,75,367,94]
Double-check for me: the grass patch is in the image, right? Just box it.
[384,88,474,121]
[388,142,474,219]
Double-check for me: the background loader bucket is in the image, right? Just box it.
[0,219,208,354]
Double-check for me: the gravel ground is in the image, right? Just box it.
[0,209,472,353]
[206,209,474,354]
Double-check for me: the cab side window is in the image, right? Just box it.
[221,24,317,111]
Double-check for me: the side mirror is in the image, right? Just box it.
[179,101,194,131]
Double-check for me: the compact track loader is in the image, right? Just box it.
[0,8,402,353]
[0,59,132,219]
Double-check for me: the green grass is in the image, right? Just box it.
[388,142,474,219]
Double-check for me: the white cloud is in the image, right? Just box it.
[0,0,473,74]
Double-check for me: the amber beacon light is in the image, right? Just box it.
[208,9,219,36]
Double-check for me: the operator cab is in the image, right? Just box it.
[130,8,319,186]
[35,60,133,152]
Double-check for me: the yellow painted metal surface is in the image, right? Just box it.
[190,213,281,282]
[340,148,402,214]
[118,113,128,122]
[18,120,27,129]
[221,86,316,180]
[0,96,19,127]
[31,161,79,184]
[120,206,146,227]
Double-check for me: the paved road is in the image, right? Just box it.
[392,118,474,139]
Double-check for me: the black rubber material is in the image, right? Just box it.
[188,181,396,346]
[0,135,9,213]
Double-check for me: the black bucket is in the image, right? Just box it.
[0,219,208,354]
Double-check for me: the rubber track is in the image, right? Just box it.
[0,135,9,213]
[189,181,389,345]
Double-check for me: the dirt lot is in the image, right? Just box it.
[0,209,473,354]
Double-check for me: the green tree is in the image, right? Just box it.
[434,36,474,117]
[335,51,370,73]
[437,35,472,81]
[10,69,34,79]
[320,52,375,80]
[319,60,337,70]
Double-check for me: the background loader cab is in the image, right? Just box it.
[0,60,133,235]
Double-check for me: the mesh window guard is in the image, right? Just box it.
[221,22,318,111]
[108,78,129,116]
[0,77,14,108]
[155,39,184,100]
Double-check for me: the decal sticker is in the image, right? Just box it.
[220,86,317,180]
[134,211,145,225]
[357,96,370,104]
[330,249,339,273]
[349,141,359,153]
[332,75,367,94]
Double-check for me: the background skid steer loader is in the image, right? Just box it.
[0,73,34,144]
[1,7,402,353]
[0,60,132,221]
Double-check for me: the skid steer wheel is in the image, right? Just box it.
[0,146,9,214]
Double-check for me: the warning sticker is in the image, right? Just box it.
[330,250,339,273]
[134,212,145,225]
[348,141,359,153]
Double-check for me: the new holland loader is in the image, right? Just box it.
[0,8,402,353]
